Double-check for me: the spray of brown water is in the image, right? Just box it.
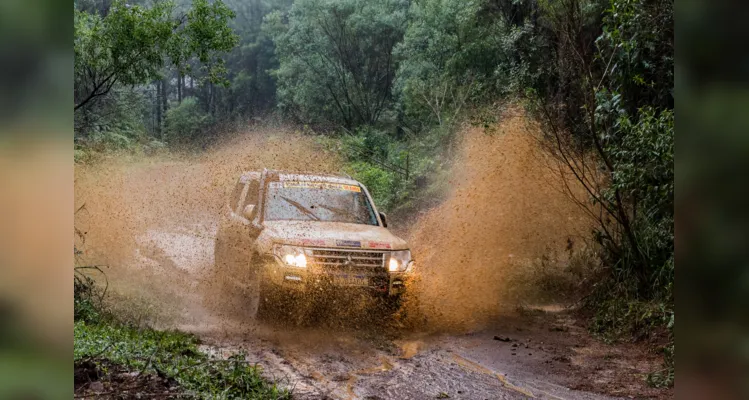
[404,109,591,331]
[74,127,342,327]
[75,112,589,335]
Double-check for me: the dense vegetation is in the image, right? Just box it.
[74,0,673,386]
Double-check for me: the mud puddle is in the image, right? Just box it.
[127,223,619,400]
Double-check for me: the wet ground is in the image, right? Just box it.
[75,124,669,399]
[123,223,665,400]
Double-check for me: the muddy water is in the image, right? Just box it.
[405,111,591,330]
[74,119,618,399]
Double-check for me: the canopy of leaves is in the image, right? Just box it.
[267,0,409,128]
[74,0,238,111]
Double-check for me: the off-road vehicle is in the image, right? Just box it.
[214,169,414,318]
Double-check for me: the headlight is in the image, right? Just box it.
[273,245,308,268]
[388,250,412,272]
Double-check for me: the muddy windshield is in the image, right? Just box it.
[264,181,378,225]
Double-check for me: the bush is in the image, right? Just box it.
[164,97,212,144]
[326,125,453,215]
[74,267,107,324]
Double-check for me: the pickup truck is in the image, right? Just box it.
[214,169,414,318]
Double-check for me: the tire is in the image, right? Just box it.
[213,223,231,270]
[254,280,275,321]
[246,277,261,319]
[380,294,402,317]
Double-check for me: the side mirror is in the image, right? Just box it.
[379,212,388,228]
[243,204,256,220]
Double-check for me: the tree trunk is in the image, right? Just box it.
[155,81,162,138]
[177,74,182,103]
[209,82,215,117]
[161,76,169,140]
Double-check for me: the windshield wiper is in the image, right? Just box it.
[280,196,320,221]
[316,204,362,222]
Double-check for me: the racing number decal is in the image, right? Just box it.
[275,181,361,192]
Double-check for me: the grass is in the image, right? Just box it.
[74,319,291,399]
[74,267,290,399]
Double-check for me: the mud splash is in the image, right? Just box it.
[75,111,590,332]
[405,108,591,331]
[72,116,642,400]
[74,127,341,326]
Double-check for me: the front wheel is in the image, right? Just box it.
[382,295,402,313]
[249,278,280,320]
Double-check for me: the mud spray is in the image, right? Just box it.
[403,108,591,331]
[74,110,589,336]
[74,128,341,329]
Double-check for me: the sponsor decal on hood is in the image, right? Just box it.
[300,239,327,247]
[335,239,362,248]
[366,241,392,249]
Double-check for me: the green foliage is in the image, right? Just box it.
[74,0,238,111]
[74,86,150,147]
[322,124,451,215]
[585,0,673,302]
[74,272,288,398]
[75,320,290,399]
[606,107,674,287]
[268,0,409,127]
[348,161,397,210]
[185,0,239,72]
[595,0,673,111]
[74,0,174,104]
[164,97,212,144]
[394,0,502,128]
[74,268,104,324]
[211,0,292,118]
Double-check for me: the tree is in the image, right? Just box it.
[267,0,409,128]
[201,0,293,119]
[74,0,238,112]
[394,0,505,129]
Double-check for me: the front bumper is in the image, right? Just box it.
[261,261,409,296]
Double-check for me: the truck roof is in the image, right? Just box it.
[240,170,360,186]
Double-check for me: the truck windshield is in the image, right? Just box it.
[264,181,378,225]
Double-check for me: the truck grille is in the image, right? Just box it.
[310,249,385,273]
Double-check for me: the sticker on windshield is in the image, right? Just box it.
[277,181,361,192]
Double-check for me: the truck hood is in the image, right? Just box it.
[262,220,409,250]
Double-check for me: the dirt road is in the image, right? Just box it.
[74,121,667,399]
[119,222,659,400]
